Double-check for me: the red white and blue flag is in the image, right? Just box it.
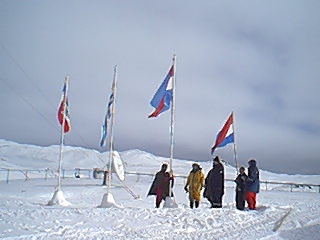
[57,80,71,133]
[211,113,234,155]
[148,65,174,118]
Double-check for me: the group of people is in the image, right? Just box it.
[147,156,260,210]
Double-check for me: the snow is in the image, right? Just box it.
[0,139,320,239]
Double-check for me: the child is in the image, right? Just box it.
[234,166,247,210]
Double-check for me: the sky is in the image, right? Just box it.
[0,1,319,175]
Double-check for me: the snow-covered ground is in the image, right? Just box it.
[0,140,320,239]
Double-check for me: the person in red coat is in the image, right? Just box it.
[148,163,174,208]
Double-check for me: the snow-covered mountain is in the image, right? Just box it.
[1,139,319,184]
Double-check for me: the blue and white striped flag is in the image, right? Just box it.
[100,75,116,147]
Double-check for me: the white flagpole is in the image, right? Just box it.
[107,65,118,195]
[99,65,119,208]
[48,76,70,206]
[57,76,69,191]
[231,111,239,175]
[164,54,178,208]
[169,55,176,175]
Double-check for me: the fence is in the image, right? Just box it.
[1,168,319,193]
[125,171,320,194]
[0,168,92,183]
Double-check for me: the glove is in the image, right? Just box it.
[184,186,189,193]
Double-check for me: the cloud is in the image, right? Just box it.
[0,1,319,174]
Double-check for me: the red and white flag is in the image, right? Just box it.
[57,80,71,133]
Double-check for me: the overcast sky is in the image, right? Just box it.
[0,1,319,174]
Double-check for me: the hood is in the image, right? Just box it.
[248,159,257,167]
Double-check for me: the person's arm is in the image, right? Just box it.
[184,174,190,192]
[247,168,258,182]
[201,172,205,188]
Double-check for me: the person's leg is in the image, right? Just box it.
[218,193,223,208]
[252,192,256,210]
[211,191,223,208]
[235,191,240,210]
[189,193,194,208]
[156,188,163,208]
[245,191,256,210]
[194,190,201,208]
[236,191,245,210]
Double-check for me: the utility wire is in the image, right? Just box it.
[0,41,106,166]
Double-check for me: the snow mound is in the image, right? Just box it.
[47,190,71,206]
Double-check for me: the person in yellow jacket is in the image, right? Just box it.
[184,163,205,208]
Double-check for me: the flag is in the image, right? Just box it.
[57,81,71,133]
[211,113,234,154]
[148,65,174,118]
[100,79,115,147]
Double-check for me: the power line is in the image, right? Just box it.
[0,41,106,166]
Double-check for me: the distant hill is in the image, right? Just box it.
[0,139,319,185]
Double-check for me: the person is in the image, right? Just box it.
[203,156,224,208]
[147,163,174,208]
[234,166,247,210]
[184,163,204,208]
[245,159,260,210]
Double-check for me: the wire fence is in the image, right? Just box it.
[1,168,319,194]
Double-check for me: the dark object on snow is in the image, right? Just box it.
[204,157,224,208]
[148,164,174,208]
[234,166,247,210]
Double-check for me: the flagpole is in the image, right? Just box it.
[57,76,69,191]
[169,54,176,188]
[231,111,239,175]
[107,65,118,195]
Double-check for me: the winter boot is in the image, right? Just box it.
[195,201,199,208]
[190,201,194,209]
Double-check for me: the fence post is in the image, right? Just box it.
[45,169,49,180]
[290,183,293,192]
[6,169,10,184]
[25,170,28,181]
[62,169,65,179]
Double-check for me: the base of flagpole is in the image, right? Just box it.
[163,196,178,208]
[47,189,71,206]
[98,193,122,208]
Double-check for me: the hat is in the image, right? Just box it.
[213,156,220,163]
[161,163,168,171]
[192,163,200,169]
[248,159,257,167]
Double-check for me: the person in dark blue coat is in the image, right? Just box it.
[245,159,260,210]
[204,156,224,208]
